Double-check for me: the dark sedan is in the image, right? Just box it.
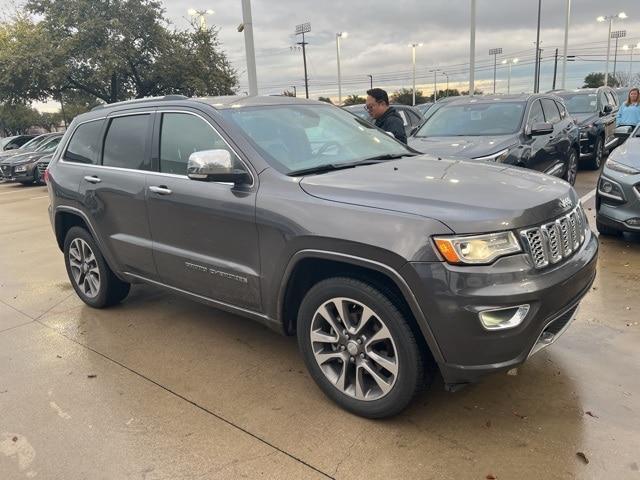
[408,94,581,185]
[0,132,60,161]
[553,87,619,169]
[0,134,63,184]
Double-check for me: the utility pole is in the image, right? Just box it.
[241,0,258,96]
[611,30,626,78]
[442,72,449,97]
[561,0,571,89]
[295,23,311,98]
[409,42,423,106]
[430,69,441,101]
[552,48,558,90]
[534,0,542,93]
[336,32,348,105]
[367,74,373,90]
[469,0,476,95]
[489,48,502,94]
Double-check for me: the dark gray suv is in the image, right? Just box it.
[47,95,598,418]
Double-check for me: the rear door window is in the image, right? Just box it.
[102,114,151,170]
[541,99,561,124]
[63,120,104,165]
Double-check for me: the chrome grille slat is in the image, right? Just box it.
[520,205,587,269]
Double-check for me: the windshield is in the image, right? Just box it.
[415,101,526,137]
[556,93,598,114]
[344,106,372,121]
[36,136,61,152]
[20,135,50,150]
[221,104,412,174]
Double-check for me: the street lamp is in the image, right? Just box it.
[409,42,423,106]
[367,74,373,90]
[597,12,628,86]
[188,8,215,30]
[489,47,503,94]
[622,43,640,82]
[611,30,627,77]
[501,58,519,94]
[429,68,441,101]
[336,32,348,105]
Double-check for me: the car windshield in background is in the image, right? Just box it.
[35,136,61,152]
[344,106,371,121]
[415,101,526,137]
[20,135,49,150]
[222,104,412,174]
[557,93,598,114]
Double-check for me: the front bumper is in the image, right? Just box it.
[403,231,598,385]
[596,170,640,232]
[0,163,37,182]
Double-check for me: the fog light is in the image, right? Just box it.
[479,305,530,330]
[598,177,625,202]
[626,218,640,226]
[15,165,27,173]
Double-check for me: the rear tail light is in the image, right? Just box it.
[43,168,50,184]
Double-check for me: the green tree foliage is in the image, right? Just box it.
[0,1,237,104]
[317,96,333,104]
[583,72,619,88]
[0,103,42,135]
[343,94,366,105]
[282,90,296,97]
[390,88,429,105]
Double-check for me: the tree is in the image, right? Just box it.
[426,89,461,102]
[282,90,296,97]
[0,103,42,135]
[317,96,333,104]
[343,94,366,105]
[390,88,429,105]
[0,2,237,104]
[583,72,620,88]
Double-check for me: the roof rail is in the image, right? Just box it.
[91,95,189,111]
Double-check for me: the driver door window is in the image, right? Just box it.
[159,113,241,175]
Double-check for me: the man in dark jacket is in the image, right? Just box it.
[365,88,407,144]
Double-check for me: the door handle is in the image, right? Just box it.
[149,185,172,195]
[83,175,101,184]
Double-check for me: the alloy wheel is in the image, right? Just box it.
[68,238,100,298]
[566,150,578,185]
[309,297,399,401]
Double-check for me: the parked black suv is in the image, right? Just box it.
[553,87,619,169]
[408,94,581,185]
[47,96,598,418]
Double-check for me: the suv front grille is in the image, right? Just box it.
[520,205,587,269]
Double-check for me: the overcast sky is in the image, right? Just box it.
[5,0,639,109]
[162,0,639,98]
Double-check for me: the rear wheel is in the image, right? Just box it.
[297,277,424,418]
[64,226,130,308]
[596,219,622,237]
[585,136,604,170]
[563,148,578,185]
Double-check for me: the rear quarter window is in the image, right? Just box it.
[63,120,104,165]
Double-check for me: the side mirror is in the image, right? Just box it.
[603,105,613,115]
[530,122,554,136]
[409,125,420,137]
[187,149,250,185]
[614,125,634,142]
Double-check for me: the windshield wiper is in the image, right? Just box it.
[288,153,416,177]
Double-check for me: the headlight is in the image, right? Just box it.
[15,165,27,172]
[598,176,625,202]
[434,231,522,265]
[605,159,640,175]
[473,148,510,163]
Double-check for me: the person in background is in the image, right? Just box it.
[365,88,407,144]
[616,88,640,127]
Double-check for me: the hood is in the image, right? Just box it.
[2,151,48,166]
[609,136,640,169]
[570,113,598,126]
[299,155,577,234]
[0,147,35,160]
[408,135,516,159]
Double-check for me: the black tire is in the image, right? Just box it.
[297,277,424,418]
[584,136,604,170]
[563,148,578,185]
[63,226,130,308]
[596,219,622,237]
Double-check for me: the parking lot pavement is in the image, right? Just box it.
[1,176,639,480]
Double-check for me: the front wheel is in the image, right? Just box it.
[585,137,604,170]
[563,149,578,185]
[297,277,425,418]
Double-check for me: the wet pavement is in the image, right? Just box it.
[0,170,638,480]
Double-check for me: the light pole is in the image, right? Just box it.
[561,0,571,89]
[611,30,626,78]
[336,32,348,105]
[597,12,628,86]
[294,23,311,98]
[501,58,519,94]
[290,85,297,97]
[622,43,640,83]
[533,0,542,93]
[442,72,449,96]
[469,0,476,95]
[240,0,258,96]
[188,8,214,30]
[367,74,373,90]
[409,42,423,106]
[430,68,441,101]
[489,48,502,94]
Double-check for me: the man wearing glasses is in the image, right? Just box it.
[365,88,407,144]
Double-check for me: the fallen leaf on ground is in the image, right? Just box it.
[585,411,599,418]
[87,374,97,378]
[12,436,17,442]
[507,368,518,376]
[485,420,492,428]
[512,411,527,420]
[576,452,589,464]
[56,355,62,359]
[486,475,497,480]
